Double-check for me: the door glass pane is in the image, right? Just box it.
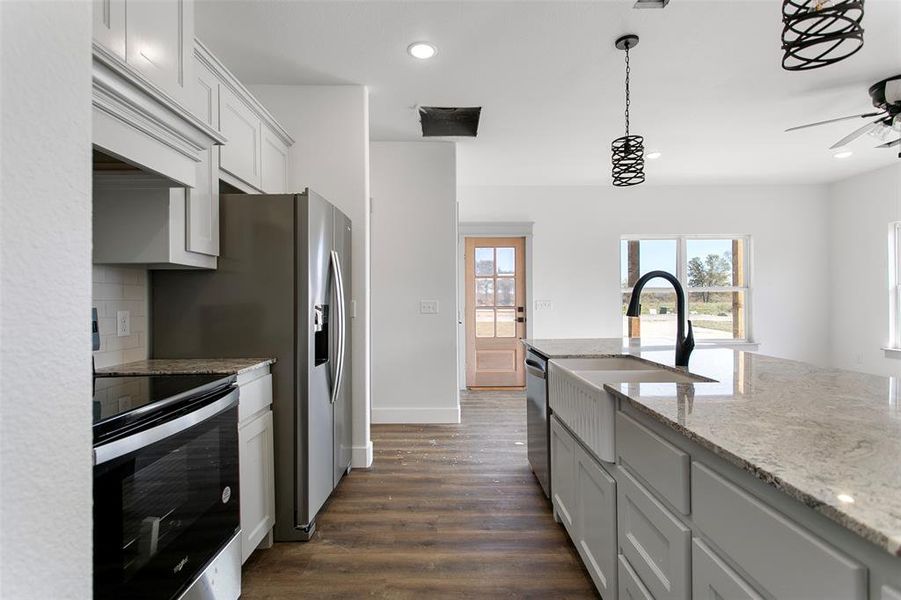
[495,278,515,306]
[689,290,745,339]
[621,239,678,288]
[686,238,744,287]
[475,248,494,276]
[496,309,516,337]
[475,278,494,306]
[496,247,515,276]
[475,309,495,337]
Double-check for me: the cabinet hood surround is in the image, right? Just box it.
[92,42,226,187]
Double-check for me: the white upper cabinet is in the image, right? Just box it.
[93,0,126,60]
[219,85,263,190]
[194,39,295,194]
[187,57,221,256]
[124,0,193,105]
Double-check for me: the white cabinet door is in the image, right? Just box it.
[261,126,288,194]
[93,0,126,59]
[239,410,275,564]
[575,444,617,598]
[550,415,577,533]
[187,57,220,256]
[219,84,262,190]
[124,0,193,105]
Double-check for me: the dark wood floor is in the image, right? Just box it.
[241,390,598,599]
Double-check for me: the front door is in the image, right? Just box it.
[465,237,526,388]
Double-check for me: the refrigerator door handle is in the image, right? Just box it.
[329,250,346,405]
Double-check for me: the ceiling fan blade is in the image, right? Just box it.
[829,119,884,149]
[876,138,901,149]
[785,112,885,132]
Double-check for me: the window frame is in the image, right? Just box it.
[620,234,753,342]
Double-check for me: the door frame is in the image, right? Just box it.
[457,222,534,390]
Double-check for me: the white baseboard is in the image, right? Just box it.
[371,405,461,424]
[351,441,373,469]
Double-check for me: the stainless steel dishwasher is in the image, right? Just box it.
[525,349,550,498]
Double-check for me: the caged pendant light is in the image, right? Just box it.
[611,35,645,187]
[781,0,865,71]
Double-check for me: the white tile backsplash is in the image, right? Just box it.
[92,265,148,368]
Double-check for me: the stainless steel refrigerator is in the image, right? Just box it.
[151,189,352,541]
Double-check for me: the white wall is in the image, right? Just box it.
[371,142,459,423]
[828,164,901,376]
[0,2,93,597]
[92,266,148,368]
[250,85,372,466]
[459,184,831,365]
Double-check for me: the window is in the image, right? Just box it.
[621,236,751,341]
[889,223,901,349]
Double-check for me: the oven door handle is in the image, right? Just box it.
[93,388,239,466]
[525,359,546,379]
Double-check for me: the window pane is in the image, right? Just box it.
[621,239,678,289]
[496,247,515,275]
[496,278,515,306]
[689,291,746,339]
[622,290,678,339]
[475,278,494,306]
[686,239,745,287]
[475,309,494,337]
[496,309,516,337]
[475,248,494,276]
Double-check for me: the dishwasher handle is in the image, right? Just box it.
[525,358,546,380]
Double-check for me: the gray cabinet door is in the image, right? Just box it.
[692,539,761,600]
[575,444,617,598]
[550,415,576,532]
[618,465,691,600]
[619,555,655,600]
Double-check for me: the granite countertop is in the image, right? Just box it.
[524,338,901,557]
[96,357,276,376]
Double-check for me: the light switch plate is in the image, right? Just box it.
[117,310,130,337]
[420,300,439,314]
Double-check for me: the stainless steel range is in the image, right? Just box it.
[92,373,241,600]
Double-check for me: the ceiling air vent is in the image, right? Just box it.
[633,0,669,8]
[419,106,482,137]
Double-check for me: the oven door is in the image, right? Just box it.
[93,387,240,600]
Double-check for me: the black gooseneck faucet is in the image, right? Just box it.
[625,270,695,367]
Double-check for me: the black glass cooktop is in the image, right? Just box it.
[92,374,233,443]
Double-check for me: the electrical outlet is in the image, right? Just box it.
[117,310,130,337]
[535,300,553,311]
[420,300,439,314]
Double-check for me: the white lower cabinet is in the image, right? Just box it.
[237,371,275,563]
[575,443,617,598]
[692,539,761,600]
[617,465,691,600]
[550,415,576,532]
[619,555,655,600]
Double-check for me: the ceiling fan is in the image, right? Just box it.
[786,75,901,156]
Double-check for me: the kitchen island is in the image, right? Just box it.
[525,338,901,600]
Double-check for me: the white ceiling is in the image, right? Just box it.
[197,0,901,186]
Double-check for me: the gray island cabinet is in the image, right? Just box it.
[529,338,901,600]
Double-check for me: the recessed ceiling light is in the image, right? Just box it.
[837,493,855,504]
[407,42,437,60]
[833,150,853,159]
[646,151,662,160]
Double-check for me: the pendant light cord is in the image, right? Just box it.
[624,42,631,138]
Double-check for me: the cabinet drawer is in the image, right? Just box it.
[692,538,761,600]
[550,415,577,534]
[619,555,655,600]
[692,462,866,600]
[575,443,617,598]
[617,411,690,514]
[238,373,273,423]
[617,465,691,600]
